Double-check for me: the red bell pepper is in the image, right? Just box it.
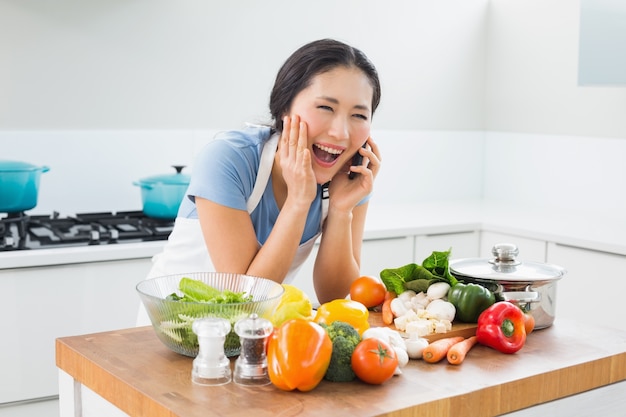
[476,301,526,354]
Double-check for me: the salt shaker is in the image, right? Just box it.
[233,313,273,386]
[191,317,232,386]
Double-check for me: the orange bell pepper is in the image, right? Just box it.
[314,299,370,336]
[267,318,332,392]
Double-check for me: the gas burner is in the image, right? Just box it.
[0,212,30,250]
[0,211,174,251]
[76,211,174,241]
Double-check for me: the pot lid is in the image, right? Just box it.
[0,160,49,173]
[450,243,566,282]
[138,165,190,186]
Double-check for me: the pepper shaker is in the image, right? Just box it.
[233,313,273,386]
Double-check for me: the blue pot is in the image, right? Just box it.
[0,160,50,213]
[133,166,190,219]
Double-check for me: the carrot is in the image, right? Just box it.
[447,336,478,365]
[381,291,396,325]
[422,336,465,363]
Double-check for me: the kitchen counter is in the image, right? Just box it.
[56,318,626,417]
[4,200,625,270]
[363,200,626,256]
[0,240,165,269]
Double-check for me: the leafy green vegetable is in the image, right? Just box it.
[404,278,431,293]
[166,277,253,303]
[422,249,458,286]
[156,277,254,356]
[379,248,458,294]
[379,263,433,294]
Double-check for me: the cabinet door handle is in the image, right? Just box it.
[423,231,478,238]
[552,242,624,257]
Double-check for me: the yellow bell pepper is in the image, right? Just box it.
[314,299,370,336]
[270,284,313,327]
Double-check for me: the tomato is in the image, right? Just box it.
[350,276,386,308]
[351,338,398,385]
[523,312,536,335]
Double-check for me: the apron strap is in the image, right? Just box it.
[247,134,279,213]
[321,181,330,227]
[247,133,329,227]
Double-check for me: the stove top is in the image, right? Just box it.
[0,211,174,251]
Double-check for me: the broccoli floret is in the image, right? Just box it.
[322,321,361,346]
[320,321,361,382]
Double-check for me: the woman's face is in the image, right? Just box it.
[288,66,374,184]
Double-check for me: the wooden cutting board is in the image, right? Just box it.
[368,311,477,342]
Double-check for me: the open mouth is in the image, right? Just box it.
[312,143,344,164]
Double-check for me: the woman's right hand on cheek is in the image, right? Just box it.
[279,115,318,207]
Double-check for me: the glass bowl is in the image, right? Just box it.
[136,272,284,357]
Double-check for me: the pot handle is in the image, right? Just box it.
[41,165,50,173]
[132,181,153,190]
[501,291,541,304]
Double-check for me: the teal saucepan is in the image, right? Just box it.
[133,165,190,219]
[0,160,50,213]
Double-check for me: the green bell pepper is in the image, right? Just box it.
[448,282,496,323]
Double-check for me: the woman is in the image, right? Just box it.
[144,38,381,312]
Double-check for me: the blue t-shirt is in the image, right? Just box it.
[178,125,325,245]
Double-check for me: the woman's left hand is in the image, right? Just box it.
[328,136,381,211]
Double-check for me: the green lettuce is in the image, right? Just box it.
[166,277,253,303]
[379,248,458,294]
[156,277,253,356]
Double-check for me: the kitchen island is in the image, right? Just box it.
[5,199,626,408]
[56,318,626,417]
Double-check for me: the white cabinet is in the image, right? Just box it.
[414,231,480,262]
[0,258,152,404]
[547,243,626,332]
[361,236,415,277]
[480,231,547,262]
[291,236,414,306]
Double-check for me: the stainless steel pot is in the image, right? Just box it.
[450,243,566,329]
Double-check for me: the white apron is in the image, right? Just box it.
[136,134,328,325]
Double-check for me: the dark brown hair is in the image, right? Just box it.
[269,39,381,132]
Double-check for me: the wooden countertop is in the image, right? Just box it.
[56,318,626,417]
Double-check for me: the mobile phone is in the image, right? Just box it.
[348,143,367,180]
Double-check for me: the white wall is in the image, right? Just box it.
[0,0,489,215]
[1,0,625,221]
[482,132,626,217]
[0,0,487,130]
[485,0,626,138]
[0,129,485,215]
[483,0,626,217]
